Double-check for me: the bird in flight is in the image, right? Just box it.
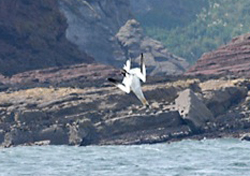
[108,53,149,108]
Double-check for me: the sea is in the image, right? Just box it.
[0,138,249,176]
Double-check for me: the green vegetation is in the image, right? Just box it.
[135,0,250,64]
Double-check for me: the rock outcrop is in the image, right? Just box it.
[59,1,188,75]
[0,0,188,76]
[175,89,214,133]
[116,19,189,75]
[0,0,93,75]
[186,33,250,77]
[59,0,132,66]
[0,73,250,147]
[0,63,117,89]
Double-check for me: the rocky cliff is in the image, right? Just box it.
[0,67,250,147]
[59,0,189,75]
[186,33,250,77]
[59,0,132,66]
[0,0,93,75]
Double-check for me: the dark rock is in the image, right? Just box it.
[202,86,248,116]
[3,128,33,147]
[69,119,97,146]
[175,89,214,133]
[97,111,183,139]
[0,130,4,144]
[0,0,93,76]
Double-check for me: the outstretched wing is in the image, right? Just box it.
[107,75,132,94]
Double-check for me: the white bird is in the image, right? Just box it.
[108,53,149,107]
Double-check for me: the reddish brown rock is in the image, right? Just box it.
[0,0,93,76]
[186,33,250,77]
[0,63,118,89]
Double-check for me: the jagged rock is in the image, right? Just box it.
[175,89,214,133]
[116,19,189,75]
[186,33,250,77]
[69,119,97,146]
[59,1,187,75]
[59,0,131,66]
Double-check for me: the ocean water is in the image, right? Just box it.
[0,138,249,176]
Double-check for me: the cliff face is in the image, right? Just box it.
[0,0,188,76]
[59,0,188,75]
[0,0,93,75]
[186,33,250,77]
[59,0,132,66]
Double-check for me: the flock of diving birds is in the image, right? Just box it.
[108,53,150,108]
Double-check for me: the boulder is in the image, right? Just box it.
[175,89,214,133]
[116,19,189,75]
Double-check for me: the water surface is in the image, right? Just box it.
[0,138,249,176]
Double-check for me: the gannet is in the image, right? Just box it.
[108,53,149,107]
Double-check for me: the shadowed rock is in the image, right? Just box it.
[36,125,68,145]
[96,111,190,145]
[202,86,248,117]
[0,0,93,76]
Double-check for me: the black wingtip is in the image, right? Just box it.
[141,53,143,58]
[107,78,118,84]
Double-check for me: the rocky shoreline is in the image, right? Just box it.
[1,67,250,147]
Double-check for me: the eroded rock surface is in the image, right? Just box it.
[0,76,250,147]
[186,33,250,77]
